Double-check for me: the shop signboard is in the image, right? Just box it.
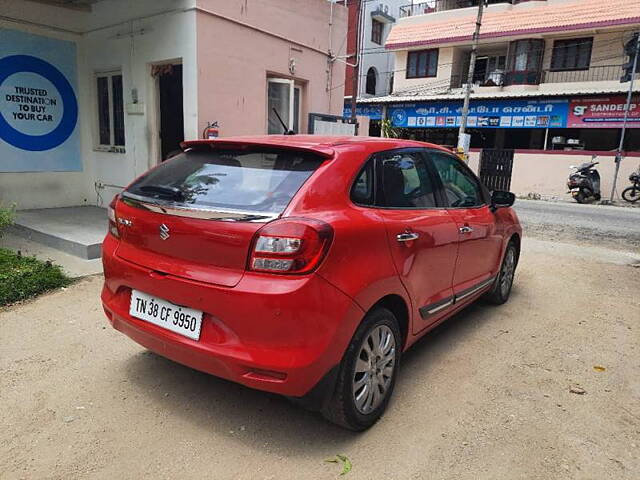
[567,95,640,129]
[388,98,569,129]
[0,28,80,172]
[343,104,383,120]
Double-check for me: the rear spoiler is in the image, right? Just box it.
[180,139,335,159]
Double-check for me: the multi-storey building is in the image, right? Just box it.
[356,0,640,197]
[342,0,406,106]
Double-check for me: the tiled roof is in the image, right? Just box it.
[357,83,640,104]
[386,0,640,49]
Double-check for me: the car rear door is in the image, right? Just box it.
[427,150,503,297]
[371,149,459,334]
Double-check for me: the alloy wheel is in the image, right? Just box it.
[500,248,516,297]
[352,325,396,414]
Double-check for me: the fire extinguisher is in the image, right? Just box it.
[202,121,219,139]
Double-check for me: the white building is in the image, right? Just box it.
[358,0,407,98]
[342,0,406,101]
[0,0,347,212]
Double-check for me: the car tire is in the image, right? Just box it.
[322,307,401,431]
[484,242,518,305]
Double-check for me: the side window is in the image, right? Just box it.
[351,160,375,206]
[430,153,484,208]
[380,152,437,209]
[95,71,125,149]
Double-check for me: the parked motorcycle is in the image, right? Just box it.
[567,159,601,204]
[622,169,640,203]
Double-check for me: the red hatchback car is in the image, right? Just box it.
[102,135,521,430]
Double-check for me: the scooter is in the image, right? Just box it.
[622,169,640,203]
[567,158,601,204]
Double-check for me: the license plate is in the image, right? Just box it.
[129,290,203,341]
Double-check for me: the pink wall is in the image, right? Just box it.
[468,151,640,201]
[195,0,347,138]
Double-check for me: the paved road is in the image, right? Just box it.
[514,199,640,249]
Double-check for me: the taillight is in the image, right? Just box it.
[107,196,120,238]
[249,218,333,274]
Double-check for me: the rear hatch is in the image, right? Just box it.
[115,144,325,287]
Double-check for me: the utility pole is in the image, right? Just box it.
[350,0,363,133]
[458,0,487,160]
[610,32,640,202]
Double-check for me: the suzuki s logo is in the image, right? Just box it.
[159,224,170,240]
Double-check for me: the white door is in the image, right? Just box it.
[267,79,301,134]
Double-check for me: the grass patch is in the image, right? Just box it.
[0,248,72,306]
[0,204,16,235]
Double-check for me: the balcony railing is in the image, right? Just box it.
[541,64,632,84]
[399,0,524,18]
[448,64,634,89]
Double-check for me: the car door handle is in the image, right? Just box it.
[459,226,473,234]
[397,232,420,242]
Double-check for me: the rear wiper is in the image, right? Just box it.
[138,185,184,201]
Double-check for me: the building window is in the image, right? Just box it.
[406,49,439,79]
[472,55,507,84]
[550,38,593,71]
[371,19,384,45]
[96,72,125,148]
[366,67,378,95]
[507,39,544,85]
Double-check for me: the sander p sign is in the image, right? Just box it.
[0,29,81,172]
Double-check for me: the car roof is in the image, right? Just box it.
[182,135,453,158]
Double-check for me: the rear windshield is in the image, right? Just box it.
[126,147,324,214]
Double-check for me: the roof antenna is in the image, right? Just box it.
[272,108,295,135]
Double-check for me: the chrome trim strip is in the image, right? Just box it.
[455,277,495,302]
[426,299,454,315]
[419,276,497,321]
[419,295,455,319]
[120,192,279,222]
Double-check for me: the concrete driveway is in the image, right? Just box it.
[1,237,639,479]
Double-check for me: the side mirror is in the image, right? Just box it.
[491,190,515,210]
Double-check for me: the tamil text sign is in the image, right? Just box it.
[389,98,569,129]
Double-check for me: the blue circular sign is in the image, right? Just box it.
[0,55,78,151]
[392,108,407,125]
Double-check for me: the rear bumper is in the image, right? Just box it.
[101,235,363,398]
